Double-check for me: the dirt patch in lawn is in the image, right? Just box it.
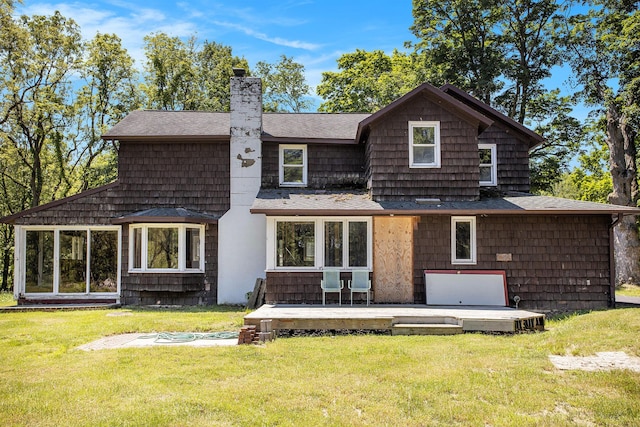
[77,332,239,350]
[549,352,640,372]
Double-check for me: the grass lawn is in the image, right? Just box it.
[0,292,15,307]
[0,307,638,426]
[617,283,640,298]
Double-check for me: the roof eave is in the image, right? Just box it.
[111,216,219,225]
[261,136,358,145]
[101,135,229,142]
[0,182,120,224]
[440,84,545,149]
[250,208,640,216]
[356,83,494,143]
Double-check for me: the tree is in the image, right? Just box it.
[528,90,584,194]
[142,34,249,111]
[195,40,249,112]
[74,33,140,190]
[409,0,505,105]
[254,55,312,112]
[496,0,563,124]
[0,11,83,208]
[317,49,420,113]
[142,33,197,110]
[561,1,640,284]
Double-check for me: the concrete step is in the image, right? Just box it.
[391,323,464,336]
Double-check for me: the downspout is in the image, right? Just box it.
[609,213,622,308]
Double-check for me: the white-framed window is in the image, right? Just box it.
[267,217,372,270]
[129,224,204,273]
[479,144,497,186]
[451,216,476,265]
[18,225,121,295]
[409,121,441,168]
[279,144,307,187]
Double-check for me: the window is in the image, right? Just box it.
[129,224,204,272]
[269,217,371,270]
[277,221,315,267]
[22,227,119,295]
[451,217,476,265]
[479,144,497,186]
[409,121,441,168]
[279,144,307,187]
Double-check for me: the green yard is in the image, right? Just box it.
[617,283,640,298]
[0,303,638,426]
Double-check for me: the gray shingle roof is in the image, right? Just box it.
[102,110,370,142]
[112,207,220,224]
[251,189,640,216]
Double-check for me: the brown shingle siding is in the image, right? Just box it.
[366,97,481,202]
[413,214,611,313]
[479,124,530,192]
[261,142,366,189]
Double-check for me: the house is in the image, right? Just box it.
[3,70,639,313]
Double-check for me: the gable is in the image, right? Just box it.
[440,84,544,150]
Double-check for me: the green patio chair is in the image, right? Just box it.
[321,270,344,305]
[348,270,371,306]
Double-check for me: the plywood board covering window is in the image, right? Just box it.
[373,216,414,303]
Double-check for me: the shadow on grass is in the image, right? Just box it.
[126,304,247,314]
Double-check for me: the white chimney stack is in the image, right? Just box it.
[217,71,265,304]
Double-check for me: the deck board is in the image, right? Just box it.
[245,304,545,333]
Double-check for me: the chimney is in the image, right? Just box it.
[229,69,262,207]
[218,70,265,304]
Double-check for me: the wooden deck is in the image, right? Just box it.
[244,304,545,335]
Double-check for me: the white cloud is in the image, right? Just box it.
[211,20,321,51]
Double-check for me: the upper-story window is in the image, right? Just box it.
[279,144,307,187]
[409,121,441,168]
[479,144,497,186]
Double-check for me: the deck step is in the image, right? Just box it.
[391,323,463,336]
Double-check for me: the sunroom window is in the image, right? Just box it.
[279,144,307,187]
[270,217,371,270]
[479,144,497,186]
[130,224,204,272]
[22,227,119,295]
[409,121,441,168]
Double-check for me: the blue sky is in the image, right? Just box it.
[16,0,581,113]
[16,1,417,93]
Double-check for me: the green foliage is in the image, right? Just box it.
[409,0,506,105]
[254,55,312,112]
[0,11,83,207]
[561,2,640,205]
[317,49,420,113]
[74,33,140,190]
[141,33,249,111]
[528,91,585,193]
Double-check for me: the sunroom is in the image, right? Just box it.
[13,225,121,301]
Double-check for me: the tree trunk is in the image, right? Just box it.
[606,103,640,285]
